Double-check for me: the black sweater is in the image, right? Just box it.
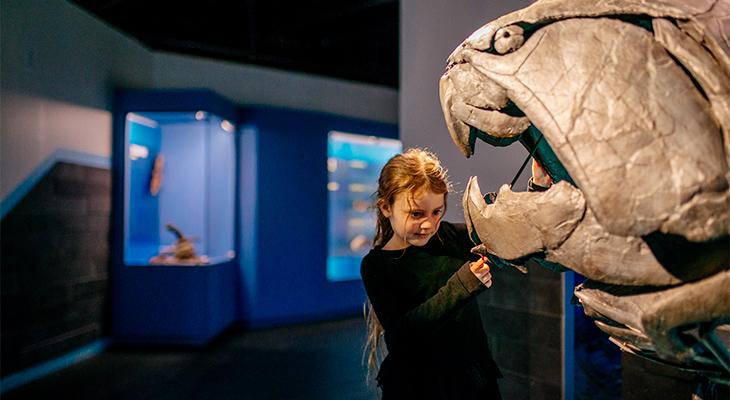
[361,222,502,399]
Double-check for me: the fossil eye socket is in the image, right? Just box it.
[493,25,525,54]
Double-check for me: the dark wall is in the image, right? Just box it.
[478,261,563,399]
[1,162,110,377]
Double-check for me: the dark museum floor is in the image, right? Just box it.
[3,317,377,400]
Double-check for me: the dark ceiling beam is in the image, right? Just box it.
[90,0,125,11]
[275,0,397,33]
[69,0,399,87]
[245,0,258,52]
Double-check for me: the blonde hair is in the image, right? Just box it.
[364,148,451,385]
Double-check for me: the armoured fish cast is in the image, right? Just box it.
[440,0,730,384]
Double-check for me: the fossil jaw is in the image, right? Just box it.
[439,60,530,158]
[463,177,586,261]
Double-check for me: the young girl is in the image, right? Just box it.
[361,148,502,399]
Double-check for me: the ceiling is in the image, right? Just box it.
[71,0,399,88]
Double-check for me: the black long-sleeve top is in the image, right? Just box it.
[361,221,502,399]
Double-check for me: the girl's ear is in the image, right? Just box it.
[379,201,392,218]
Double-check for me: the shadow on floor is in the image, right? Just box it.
[3,317,379,400]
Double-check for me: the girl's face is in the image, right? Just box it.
[380,189,445,250]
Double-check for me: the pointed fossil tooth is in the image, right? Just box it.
[440,73,473,158]
[461,176,484,238]
[463,176,487,243]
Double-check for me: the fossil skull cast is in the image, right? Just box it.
[440,0,730,382]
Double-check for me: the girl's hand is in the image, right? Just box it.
[470,257,493,288]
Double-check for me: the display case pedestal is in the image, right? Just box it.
[113,262,236,345]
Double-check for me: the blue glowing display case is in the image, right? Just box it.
[111,90,237,344]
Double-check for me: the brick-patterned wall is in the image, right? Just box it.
[479,261,563,399]
[1,162,111,377]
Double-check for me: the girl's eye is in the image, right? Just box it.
[410,211,424,218]
[433,209,443,216]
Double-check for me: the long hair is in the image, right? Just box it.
[364,148,451,385]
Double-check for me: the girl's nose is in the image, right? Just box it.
[421,217,436,230]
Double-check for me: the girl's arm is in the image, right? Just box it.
[362,257,491,352]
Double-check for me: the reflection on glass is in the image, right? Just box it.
[124,111,236,266]
[327,131,402,281]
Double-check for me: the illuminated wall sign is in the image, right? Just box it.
[326,131,402,281]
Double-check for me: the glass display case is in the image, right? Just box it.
[326,131,402,281]
[111,90,237,345]
[124,111,235,266]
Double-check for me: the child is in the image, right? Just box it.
[361,148,502,399]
